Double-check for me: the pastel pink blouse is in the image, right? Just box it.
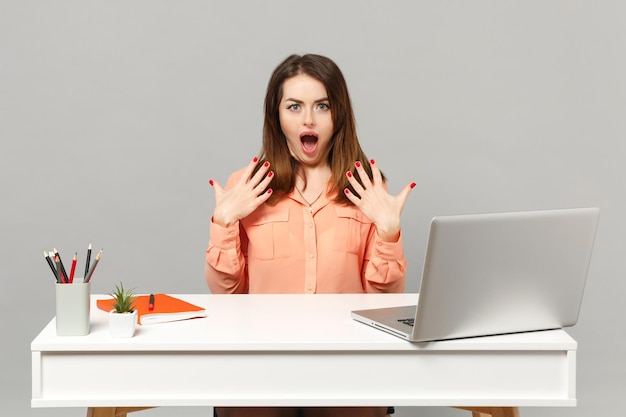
[205,169,407,295]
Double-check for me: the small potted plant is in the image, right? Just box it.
[108,282,137,338]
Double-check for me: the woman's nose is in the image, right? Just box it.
[303,108,315,126]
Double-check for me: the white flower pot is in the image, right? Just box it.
[108,309,137,337]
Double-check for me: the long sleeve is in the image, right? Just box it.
[362,229,406,293]
[204,219,248,294]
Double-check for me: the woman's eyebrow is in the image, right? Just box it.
[283,97,329,103]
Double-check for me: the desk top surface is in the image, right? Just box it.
[31,293,576,352]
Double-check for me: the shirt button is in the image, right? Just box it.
[308,223,314,228]
[309,253,315,258]
[232,260,238,266]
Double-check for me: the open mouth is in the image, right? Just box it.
[300,133,318,154]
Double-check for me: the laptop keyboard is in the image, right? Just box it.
[398,318,414,327]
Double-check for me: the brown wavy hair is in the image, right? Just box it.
[257,54,379,205]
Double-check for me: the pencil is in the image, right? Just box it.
[53,248,69,284]
[85,249,102,283]
[44,251,58,282]
[54,254,63,283]
[84,243,92,280]
[69,253,77,283]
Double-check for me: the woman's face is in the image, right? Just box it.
[278,74,334,168]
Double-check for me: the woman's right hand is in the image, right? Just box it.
[209,156,274,227]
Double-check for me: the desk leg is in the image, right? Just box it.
[86,407,155,417]
[454,407,520,417]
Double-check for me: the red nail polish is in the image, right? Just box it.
[346,171,352,178]
[370,159,375,165]
[253,156,259,163]
[355,161,361,168]
[267,188,273,194]
[268,171,274,177]
[264,161,270,167]
[410,182,416,189]
[209,179,214,186]
[344,188,350,194]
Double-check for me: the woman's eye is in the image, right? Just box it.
[317,103,330,110]
[288,104,300,111]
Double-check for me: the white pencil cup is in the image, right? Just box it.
[55,281,90,336]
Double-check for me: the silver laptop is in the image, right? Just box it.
[352,207,600,342]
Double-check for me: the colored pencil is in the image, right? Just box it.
[54,254,63,283]
[44,251,58,282]
[69,253,77,283]
[53,248,69,284]
[84,243,92,280]
[85,249,102,282]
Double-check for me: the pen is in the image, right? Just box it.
[148,294,154,311]
[84,249,102,283]
[84,243,92,280]
[69,253,77,283]
[44,251,58,282]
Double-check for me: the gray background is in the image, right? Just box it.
[1,1,624,416]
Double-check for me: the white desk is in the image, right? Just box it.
[31,294,577,417]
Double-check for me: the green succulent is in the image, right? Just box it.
[109,282,136,313]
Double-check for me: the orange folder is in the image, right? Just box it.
[97,294,207,325]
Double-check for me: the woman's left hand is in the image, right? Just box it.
[344,159,415,242]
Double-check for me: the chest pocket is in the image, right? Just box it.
[243,208,291,260]
[334,206,373,255]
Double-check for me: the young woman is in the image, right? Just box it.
[206,54,415,417]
